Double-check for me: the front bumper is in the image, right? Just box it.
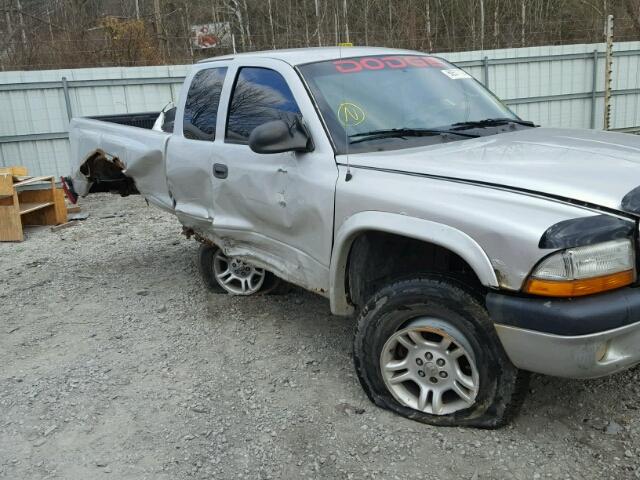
[487,288,640,378]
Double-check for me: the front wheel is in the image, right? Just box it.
[353,276,529,428]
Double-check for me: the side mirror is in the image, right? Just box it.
[249,117,313,154]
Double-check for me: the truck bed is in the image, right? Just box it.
[90,112,161,130]
[69,115,173,211]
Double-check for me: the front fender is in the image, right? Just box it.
[329,211,499,316]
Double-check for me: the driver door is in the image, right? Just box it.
[210,61,338,291]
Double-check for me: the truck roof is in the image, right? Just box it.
[198,46,422,66]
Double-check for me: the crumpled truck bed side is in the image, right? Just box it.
[69,117,173,211]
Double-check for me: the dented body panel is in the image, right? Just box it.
[70,118,173,210]
[202,57,338,288]
[70,54,338,294]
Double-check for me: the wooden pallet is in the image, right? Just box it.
[0,173,68,241]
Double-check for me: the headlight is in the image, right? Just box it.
[524,238,635,297]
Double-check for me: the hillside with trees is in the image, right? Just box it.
[1,0,639,70]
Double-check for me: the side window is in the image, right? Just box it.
[226,67,301,143]
[183,67,227,141]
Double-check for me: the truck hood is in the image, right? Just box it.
[346,128,640,214]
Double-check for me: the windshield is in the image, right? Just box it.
[298,55,519,154]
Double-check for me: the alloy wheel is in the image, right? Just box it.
[380,318,479,415]
[212,250,265,295]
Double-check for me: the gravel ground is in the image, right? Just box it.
[1,194,640,480]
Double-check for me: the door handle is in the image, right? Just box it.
[213,163,228,179]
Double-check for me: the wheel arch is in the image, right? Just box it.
[329,211,499,315]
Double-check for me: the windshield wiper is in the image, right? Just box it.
[450,118,536,130]
[349,128,479,145]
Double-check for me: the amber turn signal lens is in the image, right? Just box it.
[524,269,635,297]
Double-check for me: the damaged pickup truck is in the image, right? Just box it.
[70,47,640,428]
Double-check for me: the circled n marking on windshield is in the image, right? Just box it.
[338,102,366,126]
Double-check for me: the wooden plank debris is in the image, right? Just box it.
[50,220,79,232]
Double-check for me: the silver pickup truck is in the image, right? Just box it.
[70,46,640,428]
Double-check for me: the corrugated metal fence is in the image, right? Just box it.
[1,41,639,177]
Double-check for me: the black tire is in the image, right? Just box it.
[353,276,529,428]
[261,273,293,295]
[198,243,225,293]
[197,243,291,295]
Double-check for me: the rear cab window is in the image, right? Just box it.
[226,67,301,144]
[183,67,227,141]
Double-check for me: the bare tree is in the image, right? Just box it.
[521,0,526,47]
[425,0,433,51]
[480,0,485,49]
[625,0,640,35]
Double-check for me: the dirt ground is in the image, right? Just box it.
[1,194,640,480]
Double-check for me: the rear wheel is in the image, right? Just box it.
[198,244,225,293]
[197,243,287,295]
[212,248,265,295]
[353,276,529,428]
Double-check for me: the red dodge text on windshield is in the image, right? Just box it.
[333,56,445,73]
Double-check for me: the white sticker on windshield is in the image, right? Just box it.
[441,69,472,80]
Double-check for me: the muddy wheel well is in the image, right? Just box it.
[79,151,138,196]
[346,231,485,308]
